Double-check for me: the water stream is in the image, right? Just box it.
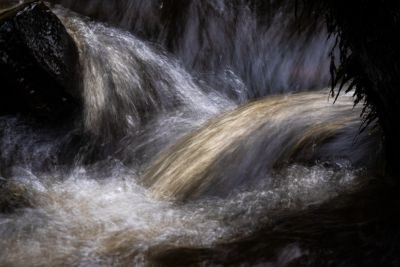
[0,2,383,266]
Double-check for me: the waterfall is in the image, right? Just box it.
[52,0,333,97]
[0,1,385,266]
[144,91,379,201]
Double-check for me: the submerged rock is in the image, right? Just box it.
[0,1,81,122]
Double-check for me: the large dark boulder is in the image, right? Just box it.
[0,1,81,122]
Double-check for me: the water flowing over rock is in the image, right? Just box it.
[0,1,397,266]
[0,1,81,121]
[144,91,380,201]
[57,9,228,141]
[51,0,333,98]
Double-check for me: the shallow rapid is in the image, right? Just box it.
[0,2,383,267]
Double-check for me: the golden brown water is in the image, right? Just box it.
[0,3,383,266]
[144,91,375,201]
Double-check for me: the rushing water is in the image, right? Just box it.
[0,1,385,266]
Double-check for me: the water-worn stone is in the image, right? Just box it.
[0,1,81,122]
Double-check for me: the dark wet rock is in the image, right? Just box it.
[0,1,81,122]
[0,177,35,213]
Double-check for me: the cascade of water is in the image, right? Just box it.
[0,2,384,267]
[144,91,380,201]
[56,8,233,140]
[52,0,333,98]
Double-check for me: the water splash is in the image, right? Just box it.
[0,161,362,266]
[0,2,383,266]
[56,8,233,142]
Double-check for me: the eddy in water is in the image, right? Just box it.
[0,1,384,267]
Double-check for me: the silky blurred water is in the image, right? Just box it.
[0,2,382,266]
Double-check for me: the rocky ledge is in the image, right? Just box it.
[0,1,81,122]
